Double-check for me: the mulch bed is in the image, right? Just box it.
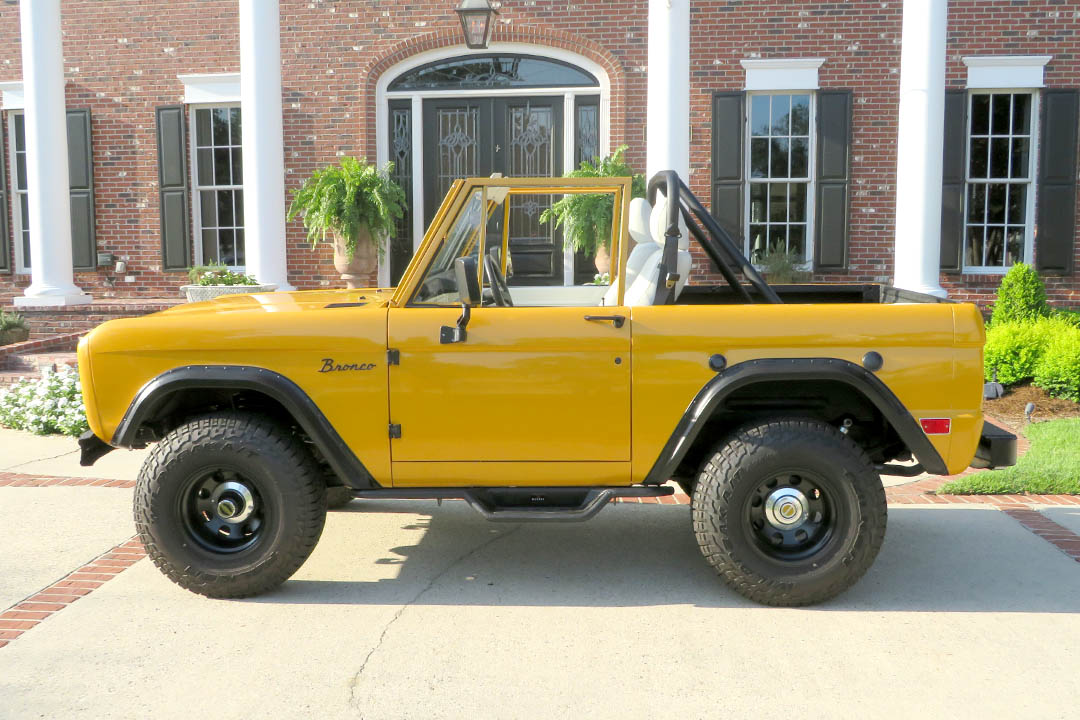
[984,383,1080,427]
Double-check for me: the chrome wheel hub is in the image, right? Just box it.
[764,487,809,529]
[212,481,255,524]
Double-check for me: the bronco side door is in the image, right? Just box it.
[386,182,632,487]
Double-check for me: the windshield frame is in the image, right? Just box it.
[390,176,631,308]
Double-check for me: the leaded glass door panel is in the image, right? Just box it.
[422,96,564,287]
[492,96,564,285]
[422,99,493,229]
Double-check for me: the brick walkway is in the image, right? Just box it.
[2,415,1077,651]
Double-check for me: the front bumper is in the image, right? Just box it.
[970,420,1017,469]
[78,430,115,467]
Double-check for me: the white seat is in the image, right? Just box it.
[602,198,657,306]
[622,195,692,306]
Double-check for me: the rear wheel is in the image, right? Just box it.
[134,412,326,598]
[692,419,886,606]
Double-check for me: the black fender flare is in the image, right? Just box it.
[112,365,378,488]
[643,357,949,484]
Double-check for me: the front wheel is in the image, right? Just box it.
[134,412,327,598]
[692,419,887,606]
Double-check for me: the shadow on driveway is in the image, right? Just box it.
[249,502,1080,613]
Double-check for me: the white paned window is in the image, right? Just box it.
[7,111,29,272]
[745,92,815,263]
[190,105,245,266]
[963,91,1038,272]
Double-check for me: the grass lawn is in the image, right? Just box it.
[939,418,1080,495]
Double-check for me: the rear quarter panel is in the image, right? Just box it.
[630,302,984,479]
[83,302,392,483]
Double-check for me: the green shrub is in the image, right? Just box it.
[1053,308,1080,328]
[0,365,89,436]
[1033,328,1080,402]
[989,263,1049,327]
[0,309,27,332]
[983,321,1053,384]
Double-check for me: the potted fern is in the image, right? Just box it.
[287,157,406,288]
[540,146,646,274]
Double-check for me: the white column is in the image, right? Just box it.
[893,0,948,298]
[646,0,690,182]
[14,0,90,307]
[239,0,293,290]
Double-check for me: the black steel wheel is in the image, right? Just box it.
[744,471,836,562]
[135,412,326,599]
[180,469,267,554]
[692,419,886,606]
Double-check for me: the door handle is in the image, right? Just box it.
[584,314,626,329]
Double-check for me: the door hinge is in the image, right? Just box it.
[387,348,400,366]
[389,423,402,439]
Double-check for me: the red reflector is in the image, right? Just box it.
[920,418,951,435]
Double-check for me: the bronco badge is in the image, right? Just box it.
[319,358,376,373]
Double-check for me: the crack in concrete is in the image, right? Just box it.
[1,449,79,472]
[346,524,522,714]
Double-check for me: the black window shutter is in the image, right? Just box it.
[0,114,9,273]
[156,105,191,271]
[711,92,745,269]
[66,109,96,271]
[814,90,852,271]
[1036,89,1079,275]
[940,90,967,273]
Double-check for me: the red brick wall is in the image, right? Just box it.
[689,0,1080,309]
[0,0,1077,309]
[0,0,647,300]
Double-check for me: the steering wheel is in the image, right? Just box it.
[484,253,514,307]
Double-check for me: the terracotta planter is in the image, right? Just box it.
[0,327,30,346]
[180,284,277,303]
[593,243,611,275]
[333,227,379,289]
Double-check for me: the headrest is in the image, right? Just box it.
[628,197,653,246]
[650,195,689,249]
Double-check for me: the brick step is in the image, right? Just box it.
[0,332,82,370]
[4,351,79,373]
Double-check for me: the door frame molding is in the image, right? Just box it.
[375,43,611,287]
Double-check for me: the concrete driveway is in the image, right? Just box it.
[1,429,1079,719]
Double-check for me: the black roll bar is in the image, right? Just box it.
[646,171,782,305]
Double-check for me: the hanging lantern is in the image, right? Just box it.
[456,0,499,50]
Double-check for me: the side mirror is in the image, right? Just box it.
[441,256,479,344]
[454,256,481,307]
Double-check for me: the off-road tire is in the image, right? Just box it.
[134,412,327,598]
[326,485,353,510]
[692,419,887,606]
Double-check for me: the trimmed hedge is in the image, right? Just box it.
[984,317,1080,401]
[1034,331,1080,402]
[989,263,1050,327]
[983,320,1054,385]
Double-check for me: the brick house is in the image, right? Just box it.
[0,0,1078,311]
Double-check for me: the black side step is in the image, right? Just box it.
[348,486,675,523]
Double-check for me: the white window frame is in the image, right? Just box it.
[6,110,30,274]
[188,102,245,269]
[743,90,817,266]
[961,89,1039,274]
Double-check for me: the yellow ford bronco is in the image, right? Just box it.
[77,172,1015,606]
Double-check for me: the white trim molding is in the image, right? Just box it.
[178,72,242,104]
[0,81,24,110]
[963,56,1051,90]
[740,58,825,91]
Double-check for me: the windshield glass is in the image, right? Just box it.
[412,190,486,305]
